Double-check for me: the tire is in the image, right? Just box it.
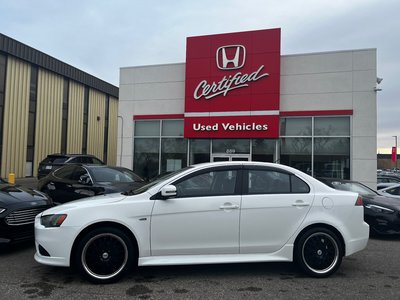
[295,227,343,278]
[74,227,136,284]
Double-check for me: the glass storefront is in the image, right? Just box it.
[133,116,351,180]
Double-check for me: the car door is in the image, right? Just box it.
[151,166,242,256]
[69,166,98,200]
[45,165,77,203]
[240,166,314,254]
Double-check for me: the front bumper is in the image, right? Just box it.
[365,210,400,235]
[34,216,78,267]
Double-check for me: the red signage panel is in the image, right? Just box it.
[392,147,397,162]
[184,28,281,138]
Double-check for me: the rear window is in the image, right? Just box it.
[41,156,68,164]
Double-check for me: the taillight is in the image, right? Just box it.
[355,195,363,206]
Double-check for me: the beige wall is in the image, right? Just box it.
[87,89,106,161]
[67,81,84,153]
[1,57,30,178]
[33,69,64,176]
[107,97,118,165]
[0,55,118,178]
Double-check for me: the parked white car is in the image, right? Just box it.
[34,162,369,283]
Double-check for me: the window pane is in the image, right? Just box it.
[314,138,350,179]
[280,138,312,175]
[54,166,76,179]
[134,120,160,136]
[161,138,187,174]
[252,139,275,162]
[162,120,184,136]
[190,139,210,164]
[212,139,250,154]
[134,138,160,181]
[248,170,290,194]
[314,117,350,136]
[291,175,310,193]
[280,117,312,136]
[175,169,237,197]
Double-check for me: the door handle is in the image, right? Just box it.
[292,201,310,207]
[219,203,239,210]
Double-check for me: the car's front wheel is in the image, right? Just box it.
[74,227,135,284]
[295,227,343,277]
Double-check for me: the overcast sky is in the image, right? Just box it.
[1,0,398,152]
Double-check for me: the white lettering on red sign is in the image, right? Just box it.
[193,122,268,131]
[193,65,269,100]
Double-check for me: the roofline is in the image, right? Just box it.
[0,33,118,98]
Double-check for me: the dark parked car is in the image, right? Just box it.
[377,175,400,190]
[37,154,104,179]
[319,178,400,235]
[38,164,146,204]
[0,178,53,245]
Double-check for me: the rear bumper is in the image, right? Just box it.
[345,221,369,256]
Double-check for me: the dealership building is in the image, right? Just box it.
[0,33,119,179]
[119,28,378,188]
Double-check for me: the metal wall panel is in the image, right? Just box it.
[1,57,30,178]
[34,69,63,176]
[67,81,84,153]
[87,89,105,160]
[107,97,118,166]
[0,33,118,97]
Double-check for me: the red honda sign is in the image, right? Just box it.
[392,147,397,162]
[184,28,281,138]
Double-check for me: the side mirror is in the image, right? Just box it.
[79,174,91,185]
[160,185,177,198]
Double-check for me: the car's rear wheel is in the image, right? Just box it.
[295,227,343,277]
[74,227,135,284]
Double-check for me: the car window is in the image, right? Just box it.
[175,169,237,198]
[53,165,76,179]
[70,167,89,182]
[248,170,290,194]
[91,158,103,164]
[68,157,80,163]
[91,168,138,183]
[386,187,400,195]
[291,175,310,193]
[51,157,69,164]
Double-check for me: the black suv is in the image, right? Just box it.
[37,154,104,179]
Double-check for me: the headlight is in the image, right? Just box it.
[0,208,5,214]
[365,204,394,214]
[40,214,67,227]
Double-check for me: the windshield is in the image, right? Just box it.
[132,166,193,195]
[330,181,378,197]
[92,168,143,183]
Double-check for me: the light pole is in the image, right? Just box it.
[393,136,398,171]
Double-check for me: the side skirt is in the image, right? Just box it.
[139,245,293,266]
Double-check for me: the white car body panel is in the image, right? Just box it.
[240,193,314,253]
[34,161,369,272]
[151,195,241,255]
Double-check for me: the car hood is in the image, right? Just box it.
[363,194,400,210]
[0,184,49,206]
[40,192,129,215]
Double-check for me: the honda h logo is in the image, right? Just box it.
[216,45,246,70]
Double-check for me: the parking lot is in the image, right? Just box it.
[0,236,399,299]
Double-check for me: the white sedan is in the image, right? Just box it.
[34,162,369,283]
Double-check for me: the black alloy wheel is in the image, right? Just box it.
[75,227,135,284]
[295,227,343,277]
